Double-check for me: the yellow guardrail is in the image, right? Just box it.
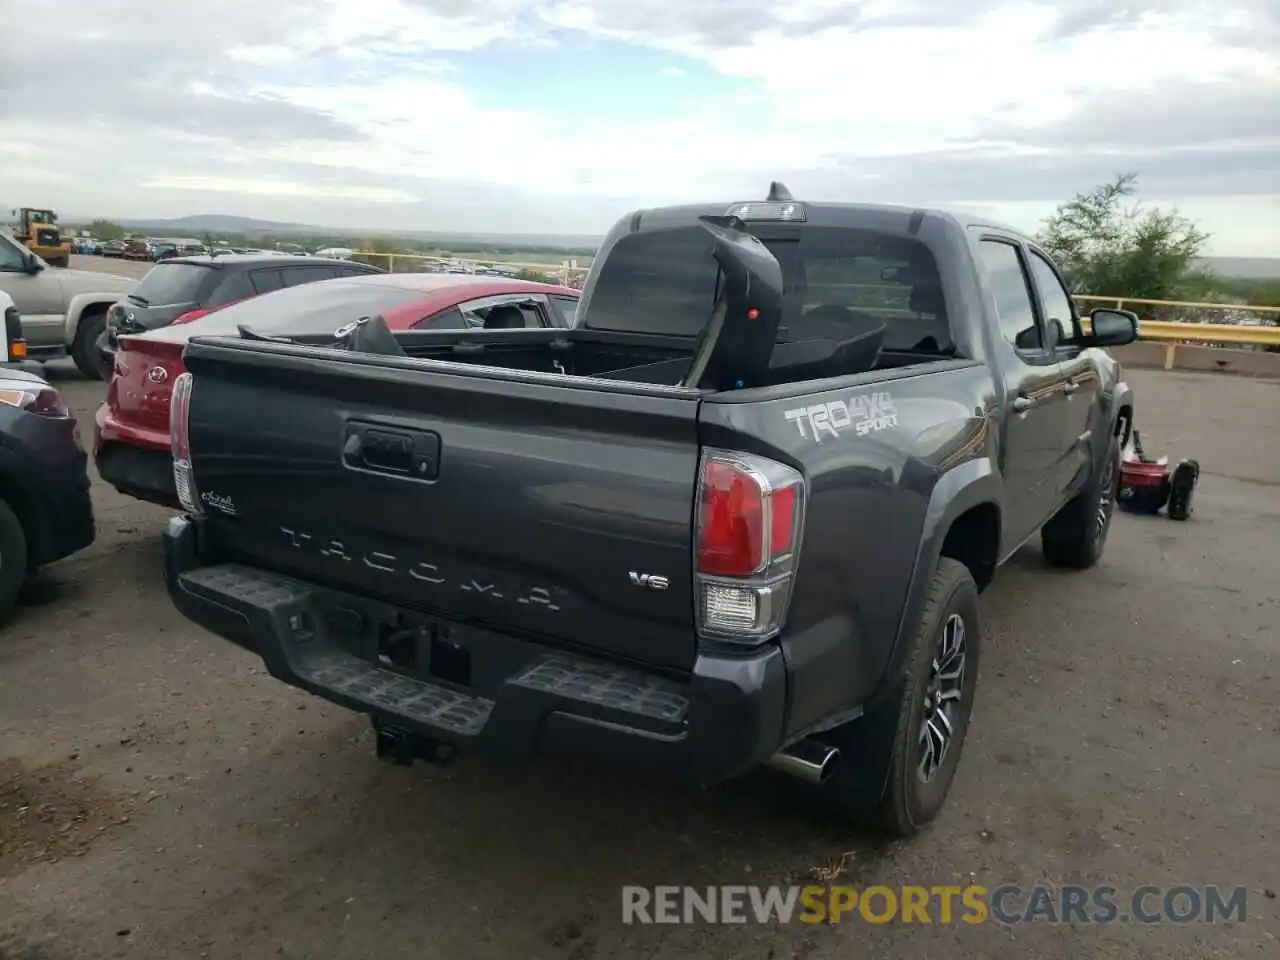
[1074,295,1280,315]
[1074,296,1279,368]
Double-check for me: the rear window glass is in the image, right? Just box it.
[583,225,950,352]
[133,264,211,305]
[186,281,435,337]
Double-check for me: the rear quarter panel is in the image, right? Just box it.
[699,360,1001,735]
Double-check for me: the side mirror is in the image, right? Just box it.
[1087,308,1139,347]
[23,253,42,275]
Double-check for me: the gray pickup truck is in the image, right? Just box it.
[0,231,135,378]
[162,186,1137,835]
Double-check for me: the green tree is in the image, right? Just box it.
[364,236,400,254]
[88,219,126,240]
[1038,173,1214,301]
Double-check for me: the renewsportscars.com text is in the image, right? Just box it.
[621,884,1249,926]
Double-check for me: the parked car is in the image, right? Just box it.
[0,231,137,377]
[151,243,179,261]
[122,240,153,261]
[96,273,580,509]
[0,365,94,621]
[98,253,384,380]
[100,240,126,259]
[161,186,1137,836]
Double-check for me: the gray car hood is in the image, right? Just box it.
[52,268,137,292]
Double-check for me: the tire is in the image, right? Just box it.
[0,499,29,624]
[1041,431,1121,569]
[820,557,982,837]
[72,308,110,381]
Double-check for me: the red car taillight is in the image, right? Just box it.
[694,449,806,644]
[171,308,210,326]
[170,372,202,516]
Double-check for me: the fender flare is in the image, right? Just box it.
[869,456,1002,710]
[63,292,124,347]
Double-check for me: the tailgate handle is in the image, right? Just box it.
[343,424,441,480]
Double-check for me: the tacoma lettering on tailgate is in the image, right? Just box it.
[279,525,564,612]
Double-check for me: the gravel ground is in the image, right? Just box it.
[0,307,1276,958]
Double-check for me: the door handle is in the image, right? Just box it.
[1062,380,1079,395]
[1012,395,1034,413]
[342,423,441,480]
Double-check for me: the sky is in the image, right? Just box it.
[1,0,1277,254]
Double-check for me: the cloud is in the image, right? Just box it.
[1,0,1276,253]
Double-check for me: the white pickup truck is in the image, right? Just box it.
[0,230,137,379]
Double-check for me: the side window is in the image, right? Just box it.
[978,240,1041,352]
[414,306,469,330]
[281,266,338,287]
[550,295,579,326]
[0,237,27,272]
[205,272,255,308]
[249,269,284,295]
[457,295,545,329]
[1027,251,1079,344]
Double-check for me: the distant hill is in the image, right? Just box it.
[60,212,1280,273]
[106,214,604,250]
[1199,257,1280,279]
[117,214,316,234]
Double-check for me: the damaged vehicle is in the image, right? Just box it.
[161,185,1136,835]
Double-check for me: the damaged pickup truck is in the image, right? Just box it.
[163,185,1136,835]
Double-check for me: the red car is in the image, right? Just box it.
[94,273,581,507]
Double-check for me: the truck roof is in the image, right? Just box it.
[618,196,1029,243]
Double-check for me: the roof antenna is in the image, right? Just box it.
[767,181,794,202]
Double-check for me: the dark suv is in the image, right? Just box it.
[97,254,383,378]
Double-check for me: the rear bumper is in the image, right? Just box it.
[95,443,179,508]
[94,404,178,507]
[163,515,789,783]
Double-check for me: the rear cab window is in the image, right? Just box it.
[131,263,214,306]
[583,223,951,354]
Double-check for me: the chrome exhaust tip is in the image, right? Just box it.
[765,739,840,785]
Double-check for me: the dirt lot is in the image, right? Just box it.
[0,348,1277,958]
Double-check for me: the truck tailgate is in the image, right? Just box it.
[181,340,703,671]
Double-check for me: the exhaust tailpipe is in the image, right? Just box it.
[765,739,840,785]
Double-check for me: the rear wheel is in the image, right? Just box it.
[0,500,29,624]
[820,558,981,836]
[72,308,110,381]
[1042,432,1121,569]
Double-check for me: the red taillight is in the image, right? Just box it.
[694,449,806,643]
[697,460,766,576]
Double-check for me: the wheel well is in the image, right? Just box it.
[940,503,1000,592]
[1114,405,1133,446]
